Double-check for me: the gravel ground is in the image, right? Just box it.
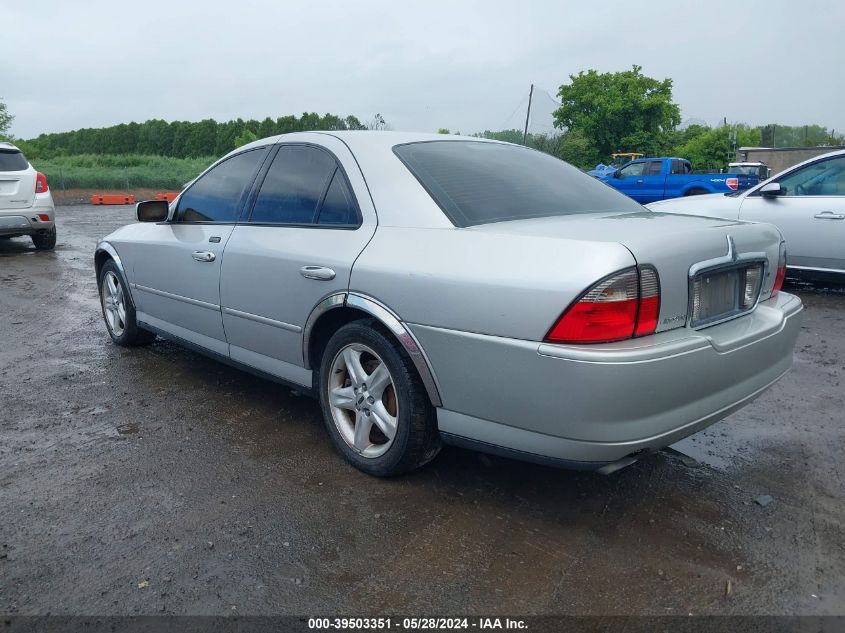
[1,204,843,616]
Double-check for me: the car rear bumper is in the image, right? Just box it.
[410,291,803,467]
[0,195,55,236]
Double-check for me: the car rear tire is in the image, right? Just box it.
[98,260,156,346]
[31,226,57,250]
[318,319,441,476]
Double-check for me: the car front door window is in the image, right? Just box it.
[175,149,268,222]
[618,162,646,178]
[777,157,845,197]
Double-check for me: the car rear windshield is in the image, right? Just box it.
[393,140,642,227]
[0,149,29,172]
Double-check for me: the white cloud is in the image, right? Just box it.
[5,0,843,139]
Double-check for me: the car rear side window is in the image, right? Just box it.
[316,169,357,225]
[175,148,268,223]
[394,141,642,227]
[250,146,337,224]
[0,150,29,172]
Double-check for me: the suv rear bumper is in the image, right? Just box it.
[0,195,55,236]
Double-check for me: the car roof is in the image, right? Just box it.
[0,141,20,151]
[240,129,504,153]
[227,131,511,229]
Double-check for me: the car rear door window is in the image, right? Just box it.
[175,148,267,223]
[250,146,337,224]
[644,161,663,176]
[0,150,29,171]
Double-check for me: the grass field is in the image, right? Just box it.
[31,154,215,190]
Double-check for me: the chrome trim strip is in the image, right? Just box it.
[688,236,767,278]
[346,293,443,407]
[789,265,845,275]
[302,292,347,368]
[134,284,220,312]
[222,307,301,333]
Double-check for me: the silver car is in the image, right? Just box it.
[95,132,803,476]
[649,150,845,276]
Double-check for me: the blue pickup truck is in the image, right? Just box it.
[599,157,759,204]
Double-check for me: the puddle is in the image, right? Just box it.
[117,422,139,435]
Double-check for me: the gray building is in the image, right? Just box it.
[735,146,845,175]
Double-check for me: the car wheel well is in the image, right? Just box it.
[684,187,709,196]
[307,306,375,372]
[94,250,112,280]
[306,306,442,406]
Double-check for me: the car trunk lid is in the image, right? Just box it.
[469,210,783,333]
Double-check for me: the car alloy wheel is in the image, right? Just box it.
[327,343,399,458]
[101,270,127,337]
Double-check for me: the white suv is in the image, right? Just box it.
[0,142,56,250]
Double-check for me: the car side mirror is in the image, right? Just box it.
[613,170,622,179]
[759,182,784,198]
[136,200,170,222]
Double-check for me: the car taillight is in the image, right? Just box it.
[545,267,661,344]
[35,172,49,193]
[634,267,660,336]
[726,177,739,191]
[771,242,787,297]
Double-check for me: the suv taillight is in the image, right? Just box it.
[35,172,49,193]
[545,267,661,344]
[771,242,787,297]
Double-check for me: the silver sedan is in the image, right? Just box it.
[95,132,802,476]
[648,150,845,276]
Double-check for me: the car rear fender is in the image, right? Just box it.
[302,291,443,407]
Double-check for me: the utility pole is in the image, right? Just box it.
[522,84,534,146]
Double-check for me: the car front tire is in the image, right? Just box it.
[98,260,156,346]
[318,320,441,476]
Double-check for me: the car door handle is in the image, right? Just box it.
[191,251,216,262]
[636,179,644,183]
[813,211,845,220]
[300,265,336,281]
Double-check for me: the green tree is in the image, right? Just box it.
[0,98,13,140]
[554,65,681,159]
[760,124,843,148]
[437,128,450,134]
[672,124,761,171]
[257,117,276,139]
[476,129,523,144]
[233,129,257,147]
[344,115,366,130]
[556,130,601,168]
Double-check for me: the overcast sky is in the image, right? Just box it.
[4,0,843,139]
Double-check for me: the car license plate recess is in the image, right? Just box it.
[690,263,763,328]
